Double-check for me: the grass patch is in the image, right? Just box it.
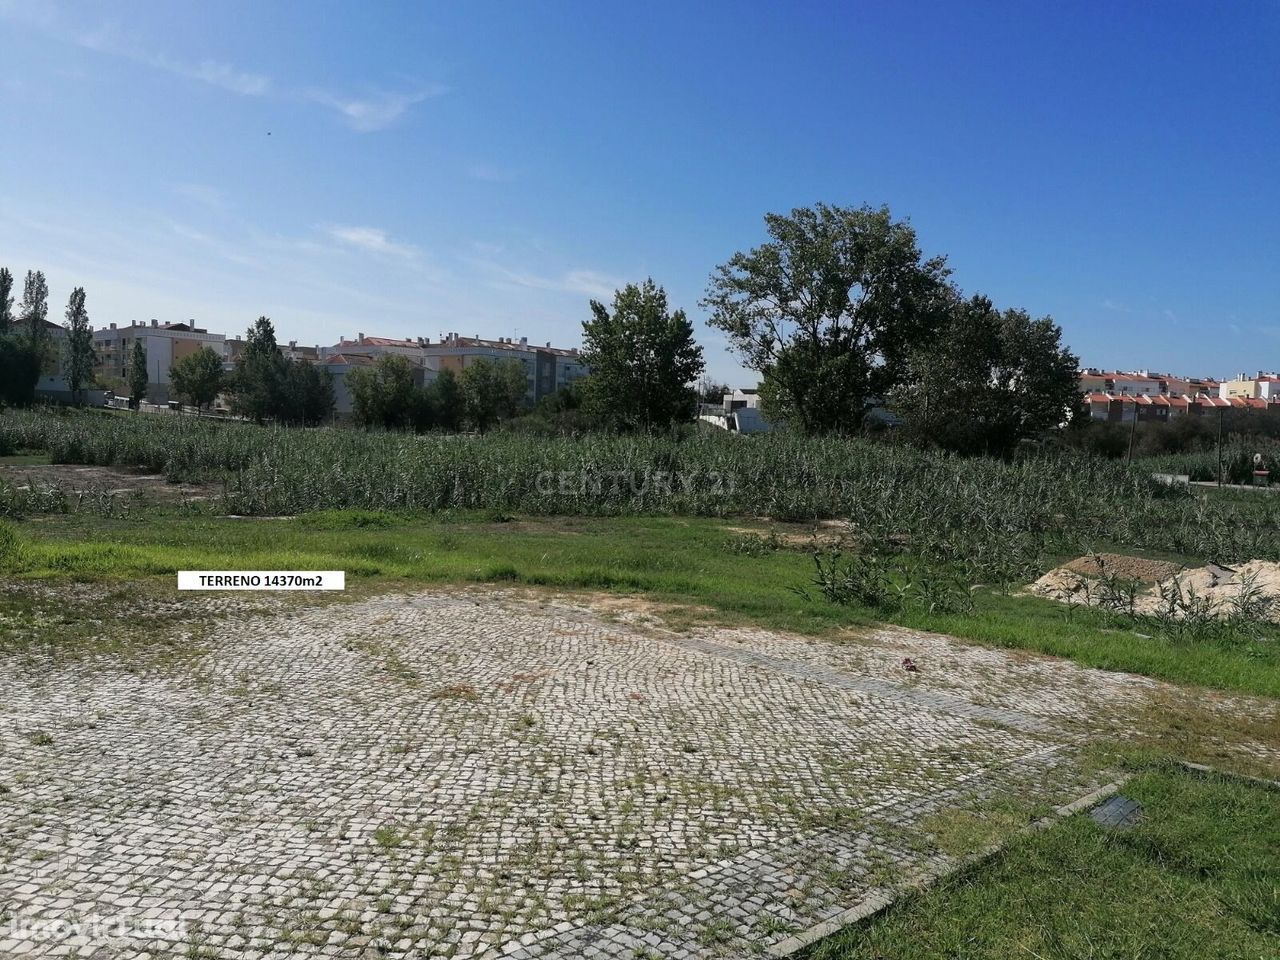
[2,511,1279,696]
[803,766,1280,959]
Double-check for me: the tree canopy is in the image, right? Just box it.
[346,355,419,430]
[0,268,12,336]
[127,340,149,407]
[892,294,1080,454]
[580,279,705,431]
[229,317,287,422]
[63,287,95,404]
[461,357,528,432]
[703,204,952,434]
[169,347,225,412]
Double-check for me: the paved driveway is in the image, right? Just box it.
[0,590,1152,958]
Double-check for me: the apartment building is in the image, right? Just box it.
[421,333,588,404]
[93,320,226,403]
[1220,372,1280,400]
[326,333,439,370]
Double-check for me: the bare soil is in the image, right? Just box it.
[1062,553,1184,584]
[0,462,217,504]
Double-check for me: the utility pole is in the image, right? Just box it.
[1217,406,1225,487]
[1126,399,1139,464]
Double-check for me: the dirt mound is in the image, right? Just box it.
[1031,556,1280,621]
[1061,553,1184,584]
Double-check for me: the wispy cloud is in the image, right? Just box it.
[467,162,515,183]
[171,183,227,211]
[306,86,447,132]
[487,265,625,300]
[74,20,273,95]
[324,225,419,258]
[1101,298,1132,314]
[5,5,440,130]
[183,59,271,96]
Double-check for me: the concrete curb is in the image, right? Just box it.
[768,776,1131,958]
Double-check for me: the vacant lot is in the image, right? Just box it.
[2,586,1245,959]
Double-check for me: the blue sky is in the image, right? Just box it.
[1,0,1277,382]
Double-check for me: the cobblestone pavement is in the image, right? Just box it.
[0,590,1157,958]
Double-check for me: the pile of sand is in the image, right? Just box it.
[1030,556,1280,621]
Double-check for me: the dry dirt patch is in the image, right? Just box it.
[0,462,217,503]
[1061,553,1184,584]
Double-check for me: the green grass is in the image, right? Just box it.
[3,510,1278,698]
[803,766,1280,960]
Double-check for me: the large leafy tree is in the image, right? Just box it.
[278,360,335,426]
[346,355,418,430]
[580,279,705,431]
[425,368,464,432]
[892,294,1080,454]
[0,338,41,407]
[169,346,225,413]
[126,340,149,408]
[702,204,952,434]
[229,316,287,423]
[0,266,38,407]
[461,357,528,432]
[0,267,13,335]
[63,287,96,404]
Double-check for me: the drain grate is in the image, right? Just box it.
[1089,794,1143,829]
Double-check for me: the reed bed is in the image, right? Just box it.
[2,407,1277,564]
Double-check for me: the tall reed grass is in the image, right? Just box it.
[3,407,1277,564]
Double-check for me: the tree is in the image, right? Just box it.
[461,357,528,432]
[346,355,418,429]
[0,268,13,335]
[63,287,96,404]
[19,270,49,344]
[278,360,335,426]
[425,368,464,432]
[892,294,1080,454]
[126,340,149,408]
[229,317,287,423]
[697,377,731,405]
[702,204,952,434]
[0,338,41,408]
[169,346,225,413]
[0,266,37,407]
[579,279,705,432]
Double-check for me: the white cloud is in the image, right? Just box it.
[307,86,447,132]
[4,5,440,129]
[171,183,227,211]
[184,58,271,96]
[72,20,272,95]
[324,225,418,258]
[476,260,626,301]
[467,162,515,183]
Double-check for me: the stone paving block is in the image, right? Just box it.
[0,589,1160,958]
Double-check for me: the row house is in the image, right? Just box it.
[1083,392,1280,422]
[1078,369,1222,398]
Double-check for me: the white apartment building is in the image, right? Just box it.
[93,320,226,403]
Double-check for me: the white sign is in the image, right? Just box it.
[177,571,345,591]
